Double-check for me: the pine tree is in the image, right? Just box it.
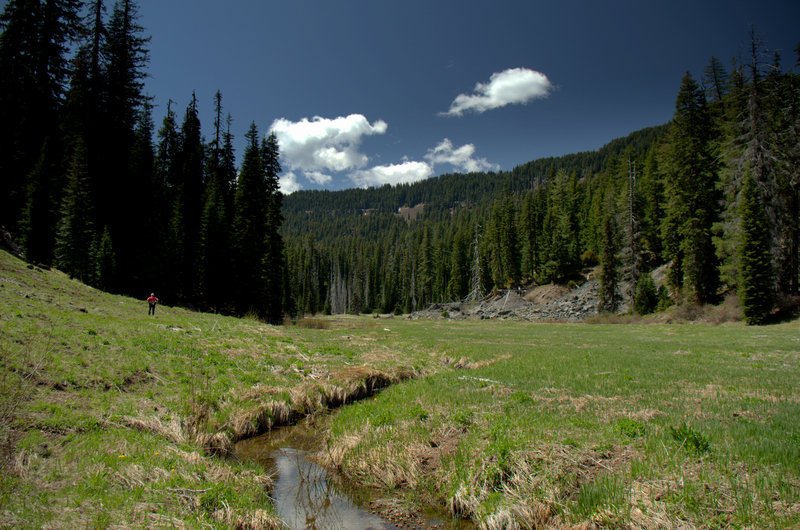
[200,92,232,312]
[130,101,161,295]
[262,131,284,323]
[54,139,96,282]
[599,199,620,313]
[171,93,205,302]
[542,170,579,283]
[19,137,62,264]
[662,71,720,303]
[703,56,729,105]
[634,273,658,315]
[232,123,268,316]
[739,173,774,324]
[97,0,150,292]
[155,100,181,301]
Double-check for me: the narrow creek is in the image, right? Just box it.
[234,412,472,529]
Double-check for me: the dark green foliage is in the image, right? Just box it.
[599,206,620,313]
[615,418,645,439]
[262,132,285,324]
[739,174,775,324]
[662,72,720,303]
[54,140,96,281]
[669,422,711,455]
[172,94,205,302]
[656,285,673,311]
[19,137,63,265]
[233,123,269,316]
[0,0,81,229]
[94,226,116,291]
[200,95,233,312]
[634,273,658,315]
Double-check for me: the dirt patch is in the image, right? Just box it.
[525,284,570,305]
[367,497,449,529]
[416,426,465,478]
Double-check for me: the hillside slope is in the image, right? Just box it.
[0,249,428,528]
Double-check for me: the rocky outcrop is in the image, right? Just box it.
[410,280,612,322]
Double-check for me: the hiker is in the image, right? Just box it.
[147,293,159,315]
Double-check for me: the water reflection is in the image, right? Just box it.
[235,415,470,530]
[234,416,397,529]
[272,447,396,529]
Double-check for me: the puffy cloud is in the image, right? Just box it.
[425,138,499,173]
[279,172,302,195]
[306,170,333,185]
[443,67,552,116]
[350,161,434,188]
[270,114,388,175]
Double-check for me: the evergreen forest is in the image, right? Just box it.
[2,1,799,325]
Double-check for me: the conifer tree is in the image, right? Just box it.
[19,137,62,264]
[154,101,181,301]
[130,102,161,295]
[54,139,95,282]
[739,173,774,324]
[599,198,620,313]
[200,92,232,312]
[232,123,268,316]
[703,56,729,105]
[172,93,204,301]
[662,72,720,303]
[262,131,284,323]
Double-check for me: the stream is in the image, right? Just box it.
[234,414,470,529]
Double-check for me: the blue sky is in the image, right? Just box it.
[138,0,799,193]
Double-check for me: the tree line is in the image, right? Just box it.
[282,33,800,325]
[3,4,797,326]
[0,0,284,322]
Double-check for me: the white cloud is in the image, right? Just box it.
[306,170,333,185]
[279,171,302,195]
[424,138,499,173]
[443,67,552,116]
[350,161,434,188]
[270,114,387,176]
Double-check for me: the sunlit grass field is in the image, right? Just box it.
[2,248,798,528]
[327,318,800,527]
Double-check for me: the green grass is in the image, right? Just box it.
[2,249,800,528]
[0,252,432,528]
[325,319,800,527]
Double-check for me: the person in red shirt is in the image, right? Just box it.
[147,293,159,315]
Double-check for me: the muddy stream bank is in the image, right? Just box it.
[234,413,473,529]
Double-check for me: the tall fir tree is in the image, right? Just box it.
[599,196,621,313]
[171,93,204,302]
[663,71,720,303]
[739,173,775,324]
[200,91,233,312]
[54,139,96,282]
[98,0,150,292]
[261,131,284,323]
[232,123,268,316]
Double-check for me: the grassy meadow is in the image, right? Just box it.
[1,248,799,528]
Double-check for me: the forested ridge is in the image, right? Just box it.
[282,39,800,324]
[2,1,798,325]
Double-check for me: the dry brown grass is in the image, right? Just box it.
[447,443,636,529]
